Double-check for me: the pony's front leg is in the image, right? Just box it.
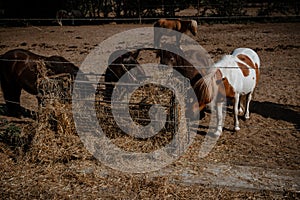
[175,33,182,48]
[244,92,252,120]
[154,31,161,48]
[215,102,224,136]
[238,95,245,114]
[234,94,240,131]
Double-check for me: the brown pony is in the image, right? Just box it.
[156,44,213,119]
[0,48,79,117]
[153,19,198,48]
[156,46,203,86]
[104,49,145,101]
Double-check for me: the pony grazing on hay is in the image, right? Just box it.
[193,48,260,135]
[156,46,202,86]
[104,49,145,102]
[153,19,198,48]
[156,44,214,119]
[0,49,79,117]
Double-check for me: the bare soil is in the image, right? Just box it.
[0,22,299,199]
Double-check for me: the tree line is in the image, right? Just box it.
[1,0,298,18]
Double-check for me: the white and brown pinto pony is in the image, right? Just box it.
[153,19,198,48]
[193,48,260,135]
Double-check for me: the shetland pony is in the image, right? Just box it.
[0,49,79,117]
[153,19,198,48]
[104,49,145,101]
[193,48,260,135]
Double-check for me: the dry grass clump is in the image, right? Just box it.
[28,101,91,164]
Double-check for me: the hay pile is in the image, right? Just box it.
[95,82,180,153]
[26,65,92,164]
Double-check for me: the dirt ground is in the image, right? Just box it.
[0,22,299,199]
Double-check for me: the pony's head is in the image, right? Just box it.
[45,56,79,79]
[156,44,186,67]
[108,49,140,67]
[191,68,224,117]
[189,20,198,36]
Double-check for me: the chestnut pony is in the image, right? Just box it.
[153,19,198,48]
[156,44,213,119]
[0,49,79,117]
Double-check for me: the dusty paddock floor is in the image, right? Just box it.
[0,23,299,199]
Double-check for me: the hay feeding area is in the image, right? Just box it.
[0,23,299,199]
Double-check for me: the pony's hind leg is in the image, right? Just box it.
[154,31,161,48]
[238,95,245,114]
[215,102,224,136]
[2,84,22,117]
[175,33,182,48]
[244,92,252,120]
[233,93,240,131]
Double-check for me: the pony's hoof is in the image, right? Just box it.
[235,126,240,131]
[214,130,222,137]
[207,131,222,138]
[238,107,244,114]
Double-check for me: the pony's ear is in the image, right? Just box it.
[215,69,222,80]
[215,69,224,85]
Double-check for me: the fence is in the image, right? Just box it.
[0,2,299,26]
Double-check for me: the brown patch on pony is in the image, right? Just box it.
[237,54,256,69]
[254,63,260,86]
[219,78,235,100]
[237,54,260,85]
[214,69,235,99]
[222,78,235,98]
[237,62,250,77]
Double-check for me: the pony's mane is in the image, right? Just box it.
[190,20,197,29]
[193,67,218,104]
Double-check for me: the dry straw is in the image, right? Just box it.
[27,61,91,164]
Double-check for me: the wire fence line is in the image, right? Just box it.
[0,15,299,26]
[0,58,299,71]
